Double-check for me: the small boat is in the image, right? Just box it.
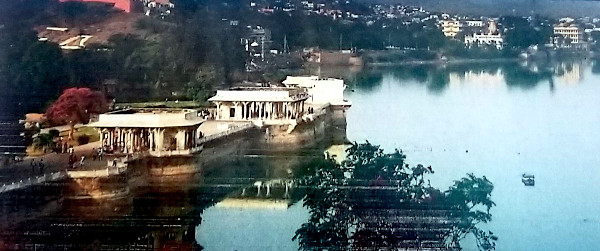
[522,173,535,186]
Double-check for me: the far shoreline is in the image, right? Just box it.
[365,57,520,67]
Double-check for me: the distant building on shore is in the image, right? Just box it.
[553,18,587,49]
[89,109,204,156]
[439,19,462,38]
[464,20,504,49]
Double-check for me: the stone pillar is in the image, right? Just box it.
[267,102,272,119]
[215,102,221,120]
[156,129,164,152]
[176,129,186,150]
[277,102,281,119]
[126,129,132,153]
[232,102,238,119]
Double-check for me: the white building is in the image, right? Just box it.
[465,20,484,27]
[282,76,349,106]
[208,87,309,125]
[464,20,503,49]
[90,109,205,156]
[554,19,584,47]
[440,19,462,38]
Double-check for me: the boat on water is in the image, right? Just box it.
[522,173,535,186]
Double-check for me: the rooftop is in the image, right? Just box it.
[208,87,309,102]
[89,109,205,128]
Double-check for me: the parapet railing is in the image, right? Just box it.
[197,123,254,144]
[66,165,128,178]
[0,171,67,193]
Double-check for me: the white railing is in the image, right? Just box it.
[67,165,128,178]
[0,171,68,193]
[197,123,254,144]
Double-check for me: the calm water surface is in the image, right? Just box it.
[346,61,600,250]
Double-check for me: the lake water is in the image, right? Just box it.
[345,60,600,250]
[2,60,600,250]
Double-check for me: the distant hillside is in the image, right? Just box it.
[359,0,600,17]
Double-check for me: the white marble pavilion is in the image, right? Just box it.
[208,87,309,125]
[89,109,205,156]
[282,75,350,106]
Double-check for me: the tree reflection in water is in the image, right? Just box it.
[294,142,497,250]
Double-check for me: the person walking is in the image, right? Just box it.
[69,155,76,169]
[39,159,44,174]
[92,147,97,161]
[30,159,36,174]
[79,155,85,167]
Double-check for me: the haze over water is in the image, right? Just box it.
[346,61,600,250]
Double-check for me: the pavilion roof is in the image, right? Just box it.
[89,111,204,128]
[208,87,309,102]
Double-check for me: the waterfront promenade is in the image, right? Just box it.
[0,142,109,189]
[0,120,254,193]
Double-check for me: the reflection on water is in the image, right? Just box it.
[348,60,593,94]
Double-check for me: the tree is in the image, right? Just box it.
[294,141,497,250]
[46,88,108,140]
[186,66,217,101]
[32,133,55,153]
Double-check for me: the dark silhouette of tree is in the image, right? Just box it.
[46,88,108,140]
[294,142,497,250]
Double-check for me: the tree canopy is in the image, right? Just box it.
[294,141,497,250]
[45,87,108,126]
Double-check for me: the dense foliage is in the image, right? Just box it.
[46,87,108,126]
[294,141,497,250]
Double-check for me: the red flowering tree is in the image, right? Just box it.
[46,87,108,140]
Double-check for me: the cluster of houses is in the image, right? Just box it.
[439,16,594,50]
[440,19,504,49]
[247,0,600,51]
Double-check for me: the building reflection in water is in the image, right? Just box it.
[554,62,584,85]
